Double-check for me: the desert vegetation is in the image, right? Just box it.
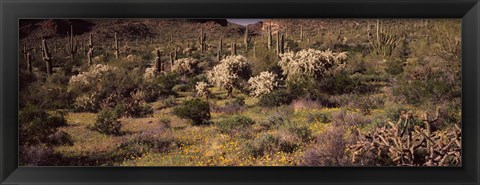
[19,19,461,166]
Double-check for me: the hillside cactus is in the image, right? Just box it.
[199,27,206,54]
[87,33,94,65]
[278,49,348,82]
[113,32,119,60]
[171,57,198,75]
[207,55,251,97]
[195,81,211,98]
[154,49,163,72]
[41,39,53,75]
[66,25,78,63]
[248,71,279,97]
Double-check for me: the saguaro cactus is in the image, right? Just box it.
[199,27,206,54]
[267,24,272,50]
[244,25,250,51]
[369,19,403,59]
[42,39,53,75]
[154,49,162,72]
[26,52,33,73]
[114,32,119,60]
[67,25,78,63]
[231,43,237,56]
[300,25,304,41]
[87,33,94,65]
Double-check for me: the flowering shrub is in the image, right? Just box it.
[207,55,251,97]
[278,49,348,82]
[248,71,279,97]
[171,58,198,75]
[195,81,211,98]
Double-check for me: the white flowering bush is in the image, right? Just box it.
[248,71,279,97]
[195,81,211,98]
[207,55,251,97]
[171,57,198,75]
[278,49,348,82]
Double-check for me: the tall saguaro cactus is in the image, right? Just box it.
[199,27,206,54]
[154,49,163,72]
[300,25,304,41]
[87,33,94,65]
[67,25,78,63]
[42,39,53,75]
[244,25,250,51]
[114,32,119,60]
[267,24,272,50]
[231,43,237,56]
[26,52,33,73]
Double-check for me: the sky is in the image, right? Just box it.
[227,19,264,26]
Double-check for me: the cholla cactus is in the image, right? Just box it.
[248,71,279,97]
[278,49,348,82]
[69,64,118,89]
[195,81,211,98]
[73,92,99,112]
[171,57,198,74]
[207,55,250,97]
[143,67,158,81]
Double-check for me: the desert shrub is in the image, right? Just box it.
[207,55,251,97]
[216,115,255,134]
[281,122,312,142]
[349,94,385,115]
[258,89,294,107]
[173,98,211,125]
[113,100,153,118]
[307,112,333,123]
[20,81,73,110]
[74,92,101,112]
[161,95,177,108]
[333,110,371,127]
[19,105,67,145]
[291,98,322,110]
[92,108,122,135]
[244,133,278,157]
[302,125,350,166]
[248,71,279,97]
[19,144,58,166]
[226,96,245,107]
[393,56,460,106]
[172,84,189,92]
[245,131,301,157]
[116,124,174,159]
[47,131,73,146]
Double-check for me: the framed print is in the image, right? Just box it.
[1,0,479,184]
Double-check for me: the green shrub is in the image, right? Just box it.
[173,98,211,125]
[172,84,189,92]
[258,89,294,107]
[92,108,122,135]
[226,96,245,107]
[216,115,255,134]
[162,95,177,108]
[245,133,278,157]
[19,105,68,145]
[307,112,332,123]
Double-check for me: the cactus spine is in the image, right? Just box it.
[114,32,119,60]
[67,25,78,63]
[41,39,53,75]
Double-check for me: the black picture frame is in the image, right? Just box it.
[1,0,479,184]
